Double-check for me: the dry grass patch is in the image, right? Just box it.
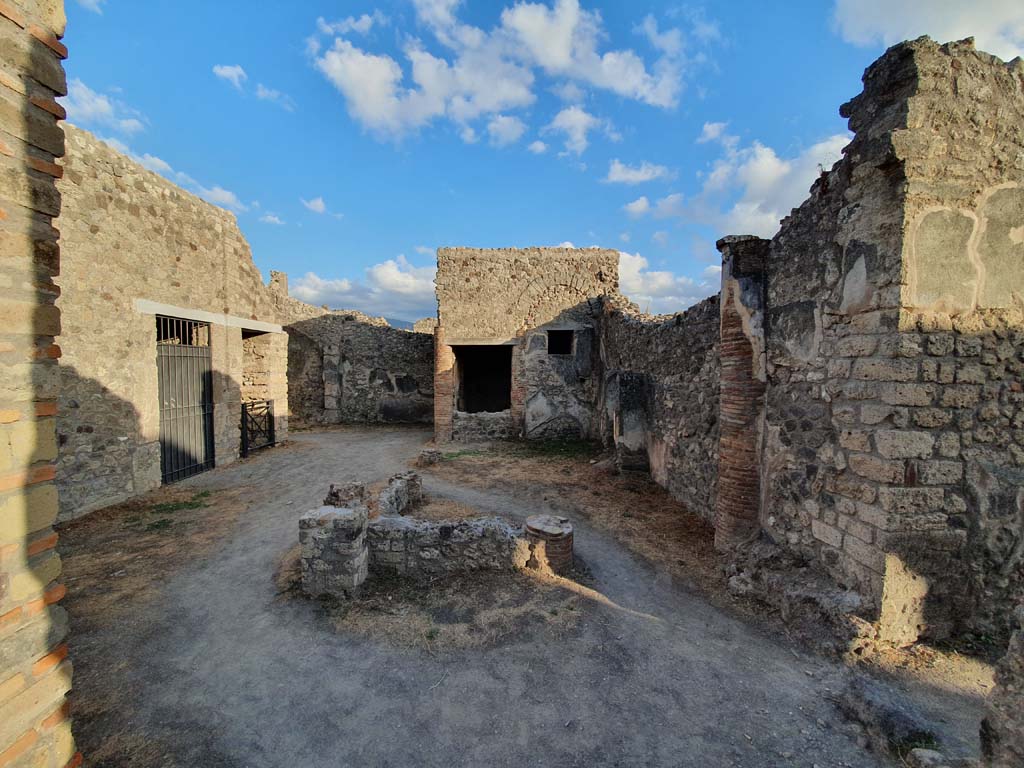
[331,569,587,651]
[426,443,726,599]
[58,483,250,628]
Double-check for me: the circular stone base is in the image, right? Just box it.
[525,514,574,574]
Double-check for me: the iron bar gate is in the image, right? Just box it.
[157,315,215,483]
[241,400,275,457]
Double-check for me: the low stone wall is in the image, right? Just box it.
[366,517,529,578]
[377,472,423,516]
[299,504,370,599]
[452,410,516,441]
[596,296,721,521]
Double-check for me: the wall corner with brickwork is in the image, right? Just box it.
[0,0,78,766]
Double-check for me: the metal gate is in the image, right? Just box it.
[241,400,275,457]
[157,315,215,483]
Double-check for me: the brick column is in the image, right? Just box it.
[0,2,79,767]
[715,236,769,551]
[433,326,454,442]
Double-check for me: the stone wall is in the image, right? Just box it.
[286,312,434,426]
[0,1,78,766]
[434,247,619,442]
[981,602,1023,767]
[596,295,721,521]
[750,38,1024,643]
[366,516,529,578]
[54,125,311,519]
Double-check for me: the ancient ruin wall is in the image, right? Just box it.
[0,2,78,766]
[759,38,1024,642]
[597,296,721,521]
[434,247,619,441]
[286,312,434,426]
[892,40,1024,641]
[55,125,307,519]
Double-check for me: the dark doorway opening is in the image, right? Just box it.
[454,345,512,413]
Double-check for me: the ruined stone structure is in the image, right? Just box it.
[736,38,1024,647]
[301,475,533,594]
[0,1,77,766]
[433,247,619,442]
[431,40,1024,661]
[54,126,327,520]
[596,295,721,520]
[286,311,433,427]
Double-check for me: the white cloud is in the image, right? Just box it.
[260,214,285,225]
[653,192,685,218]
[551,81,585,103]
[311,1,717,142]
[302,196,328,214]
[198,186,248,213]
[702,264,722,279]
[213,64,248,90]
[619,232,630,243]
[415,245,434,256]
[256,84,296,111]
[555,241,576,248]
[137,154,172,174]
[75,0,104,13]
[697,121,728,144]
[833,0,1024,61]
[487,114,527,146]
[501,0,684,108]
[314,27,534,140]
[543,105,613,155]
[650,128,850,238]
[63,79,145,135]
[623,196,650,217]
[291,255,437,320]
[709,134,850,237]
[652,230,669,246]
[605,158,672,184]
[636,14,683,57]
[618,251,703,314]
[527,140,548,154]
[317,11,388,36]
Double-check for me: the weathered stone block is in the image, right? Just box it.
[875,430,935,459]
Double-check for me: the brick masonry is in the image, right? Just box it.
[0,1,78,766]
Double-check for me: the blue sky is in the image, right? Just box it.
[62,1,1024,321]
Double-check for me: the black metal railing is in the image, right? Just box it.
[158,315,215,483]
[241,400,275,457]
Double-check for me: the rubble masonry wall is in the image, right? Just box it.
[55,125,320,519]
[596,295,721,522]
[434,247,620,441]
[758,38,1024,643]
[286,312,434,426]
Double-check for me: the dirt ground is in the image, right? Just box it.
[57,428,992,767]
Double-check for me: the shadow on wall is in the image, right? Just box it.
[56,366,149,521]
[285,316,434,427]
[55,362,255,522]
